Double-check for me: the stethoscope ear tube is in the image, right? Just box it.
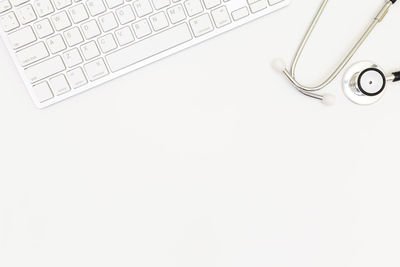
[392,71,400,82]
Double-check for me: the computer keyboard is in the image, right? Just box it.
[0,0,289,108]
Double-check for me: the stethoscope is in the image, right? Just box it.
[273,0,400,105]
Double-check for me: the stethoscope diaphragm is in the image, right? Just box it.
[343,61,387,105]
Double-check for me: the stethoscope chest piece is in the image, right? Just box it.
[343,61,386,105]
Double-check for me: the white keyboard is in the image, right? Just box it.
[0,0,289,108]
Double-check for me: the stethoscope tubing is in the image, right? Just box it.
[282,0,395,97]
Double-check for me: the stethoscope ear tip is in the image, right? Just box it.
[322,94,336,106]
[271,58,287,72]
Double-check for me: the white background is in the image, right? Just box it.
[1,0,400,266]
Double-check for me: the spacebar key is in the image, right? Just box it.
[106,23,193,72]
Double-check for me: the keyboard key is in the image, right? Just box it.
[33,82,53,102]
[131,18,151,38]
[25,56,66,83]
[8,26,36,49]
[203,0,220,9]
[249,0,268,13]
[33,0,55,17]
[98,12,118,32]
[66,67,87,89]
[106,23,192,72]
[69,4,89,23]
[86,0,106,16]
[64,27,84,46]
[49,74,70,95]
[84,58,109,81]
[51,11,71,31]
[115,5,135,24]
[0,0,12,14]
[232,7,249,21]
[104,0,123,9]
[189,13,213,37]
[0,11,19,31]
[81,19,101,39]
[47,34,66,53]
[269,0,284,4]
[184,0,203,17]
[98,33,117,52]
[34,19,54,38]
[152,0,170,10]
[53,0,72,9]
[16,41,49,66]
[10,0,29,7]
[63,48,83,67]
[211,5,230,28]
[16,4,37,24]
[149,11,169,31]
[80,41,100,60]
[115,26,134,45]
[167,4,186,24]
[133,0,152,17]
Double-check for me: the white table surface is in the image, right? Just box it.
[1,0,400,266]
